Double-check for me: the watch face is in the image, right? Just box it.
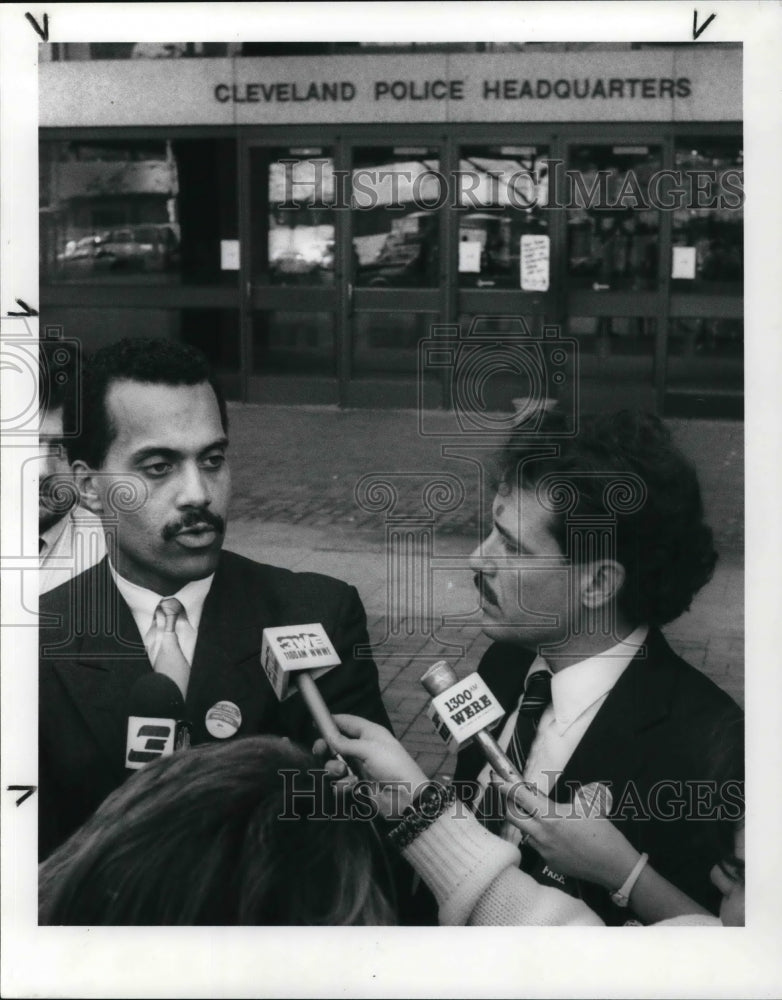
[417,783,446,818]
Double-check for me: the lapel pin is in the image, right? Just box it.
[205,700,242,739]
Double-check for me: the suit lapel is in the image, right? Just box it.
[554,628,676,801]
[50,560,151,763]
[185,554,277,740]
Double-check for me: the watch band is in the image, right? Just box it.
[610,852,649,908]
[387,781,456,851]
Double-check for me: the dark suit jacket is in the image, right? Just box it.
[452,628,743,924]
[39,550,391,860]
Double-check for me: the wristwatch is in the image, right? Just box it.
[610,852,649,908]
[411,780,453,819]
[387,781,456,851]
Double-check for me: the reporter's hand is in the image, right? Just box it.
[496,777,640,891]
[313,714,429,819]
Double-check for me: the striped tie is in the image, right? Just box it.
[508,669,552,777]
[475,668,552,832]
[509,669,553,872]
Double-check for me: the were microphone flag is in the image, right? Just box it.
[424,669,505,748]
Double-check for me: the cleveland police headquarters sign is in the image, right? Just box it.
[40,49,741,127]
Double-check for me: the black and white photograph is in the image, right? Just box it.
[1,2,780,996]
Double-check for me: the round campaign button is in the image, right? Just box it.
[205,700,242,739]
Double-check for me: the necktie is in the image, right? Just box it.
[475,668,552,833]
[511,669,553,874]
[152,597,191,699]
[39,536,46,555]
[508,669,553,777]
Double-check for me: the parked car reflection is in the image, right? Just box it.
[57,224,180,276]
[268,231,334,285]
[355,212,437,288]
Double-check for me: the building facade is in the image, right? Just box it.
[39,43,742,417]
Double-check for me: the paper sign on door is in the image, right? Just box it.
[671,246,696,280]
[459,240,482,273]
[520,234,550,291]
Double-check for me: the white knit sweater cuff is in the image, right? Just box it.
[401,801,521,925]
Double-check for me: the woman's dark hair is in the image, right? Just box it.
[63,337,229,468]
[39,737,395,926]
[494,409,718,626]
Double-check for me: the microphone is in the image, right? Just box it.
[261,623,352,769]
[420,660,521,784]
[125,673,191,771]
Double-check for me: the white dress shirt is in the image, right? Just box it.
[109,564,215,666]
[476,625,649,801]
[39,507,106,594]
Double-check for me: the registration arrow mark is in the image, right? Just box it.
[693,10,716,40]
[25,12,49,42]
[7,785,37,806]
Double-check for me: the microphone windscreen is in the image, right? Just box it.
[128,672,185,719]
[420,659,458,697]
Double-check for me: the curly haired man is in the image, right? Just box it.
[452,409,742,925]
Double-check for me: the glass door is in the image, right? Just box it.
[346,143,445,407]
[244,142,340,403]
[453,138,558,412]
[563,138,666,411]
[665,133,743,417]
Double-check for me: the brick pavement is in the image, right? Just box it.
[227,404,744,551]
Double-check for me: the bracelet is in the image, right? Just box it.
[610,852,649,909]
[387,781,456,851]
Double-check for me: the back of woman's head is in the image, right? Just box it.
[39,736,395,925]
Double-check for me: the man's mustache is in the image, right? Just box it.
[162,509,225,541]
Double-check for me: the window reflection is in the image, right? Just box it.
[352,148,440,288]
[673,141,743,286]
[567,145,661,291]
[457,146,549,289]
[267,154,335,285]
[40,139,237,285]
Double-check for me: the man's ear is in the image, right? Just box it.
[581,561,626,610]
[72,460,104,516]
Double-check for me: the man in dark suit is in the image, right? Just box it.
[452,408,743,925]
[39,337,390,861]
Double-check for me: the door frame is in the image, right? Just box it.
[236,119,743,411]
[240,128,345,404]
